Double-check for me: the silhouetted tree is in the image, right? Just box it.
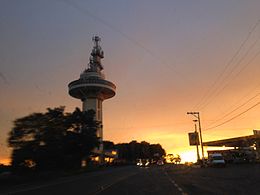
[8,107,99,171]
[129,141,141,161]
[166,154,174,163]
[140,141,150,159]
[103,141,115,150]
[65,108,100,168]
[174,154,181,164]
[116,143,130,161]
[149,144,166,160]
[115,141,165,163]
[8,107,66,170]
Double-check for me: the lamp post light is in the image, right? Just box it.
[193,119,200,163]
[187,112,205,161]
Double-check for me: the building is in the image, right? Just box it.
[204,130,260,163]
[68,36,116,162]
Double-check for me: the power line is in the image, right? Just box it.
[202,79,260,131]
[206,92,260,127]
[204,102,260,131]
[59,0,183,77]
[199,42,260,110]
[198,31,260,110]
[194,19,260,110]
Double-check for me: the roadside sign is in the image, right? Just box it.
[253,130,260,135]
[188,132,200,146]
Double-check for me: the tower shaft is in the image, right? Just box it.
[82,98,103,138]
[68,36,116,164]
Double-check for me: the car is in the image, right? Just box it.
[208,153,226,167]
[137,159,150,167]
[157,159,164,166]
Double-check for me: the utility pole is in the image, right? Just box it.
[193,120,200,162]
[187,112,205,161]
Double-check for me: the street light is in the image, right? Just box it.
[193,119,200,162]
[187,112,205,161]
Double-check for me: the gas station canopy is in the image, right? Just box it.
[203,134,260,147]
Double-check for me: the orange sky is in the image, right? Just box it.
[1,1,260,164]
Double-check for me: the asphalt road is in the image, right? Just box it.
[3,164,260,195]
[167,164,260,195]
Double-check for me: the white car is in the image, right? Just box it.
[137,159,150,167]
[208,153,226,167]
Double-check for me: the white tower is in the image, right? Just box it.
[68,36,116,161]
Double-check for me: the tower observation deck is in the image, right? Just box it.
[68,36,116,160]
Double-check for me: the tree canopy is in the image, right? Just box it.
[8,107,99,171]
[104,140,166,163]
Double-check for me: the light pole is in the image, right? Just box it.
[187,112,205,161]
[193,120,200,162]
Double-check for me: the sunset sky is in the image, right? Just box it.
[1,0,260,164]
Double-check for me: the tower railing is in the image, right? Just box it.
[68,78,116,90]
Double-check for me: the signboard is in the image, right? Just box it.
[253,130,260,135]
[188,132,200,146]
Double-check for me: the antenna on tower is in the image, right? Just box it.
[88,35,104,72]
[92,35,101,47]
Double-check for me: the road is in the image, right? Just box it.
[167,164,260,194]
[2,164,260,195]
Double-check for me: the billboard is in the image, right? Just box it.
[188,132,200,146]
[253,130,260,135]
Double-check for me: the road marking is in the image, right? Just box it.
[92,172,138,195]
[164,171,188,195]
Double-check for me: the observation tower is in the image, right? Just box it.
[68,36,116,160]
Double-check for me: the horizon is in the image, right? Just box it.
[1,0,260,165]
